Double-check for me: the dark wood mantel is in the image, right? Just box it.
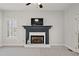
[23,25,52,44]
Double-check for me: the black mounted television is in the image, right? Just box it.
[31,18,43,26]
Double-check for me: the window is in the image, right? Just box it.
[7,19,16,38]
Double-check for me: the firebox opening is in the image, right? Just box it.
[31,35,44,44]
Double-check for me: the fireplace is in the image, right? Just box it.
[23,18,52,45]
[28,32,45,44]
[31,35,44,44]
[23,26,52,44]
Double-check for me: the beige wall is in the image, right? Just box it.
[2,10,64,46]
[64,4,79,50]
[0,11,2,46]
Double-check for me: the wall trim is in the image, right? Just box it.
[2,44,24,47]
[65,44,78,53]
[0,44,3,47]
[51,43,64,46]
[0,43,65,47]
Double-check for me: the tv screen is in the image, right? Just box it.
[31,18,43,26]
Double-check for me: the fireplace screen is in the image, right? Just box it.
[31,35,44,44]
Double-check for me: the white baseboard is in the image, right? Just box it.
[0,45,3,47]
[65,44,78,53]
[51,43,64,46]
[2,44,24,46]
[0,43,64,47]
[0,44,64,47]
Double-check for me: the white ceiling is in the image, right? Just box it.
[0,3,72,11]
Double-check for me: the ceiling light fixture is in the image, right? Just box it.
[25,3,43,8]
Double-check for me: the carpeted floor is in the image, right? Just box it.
[0,46,79,56]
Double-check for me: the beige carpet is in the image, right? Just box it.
[0,46,79,56]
